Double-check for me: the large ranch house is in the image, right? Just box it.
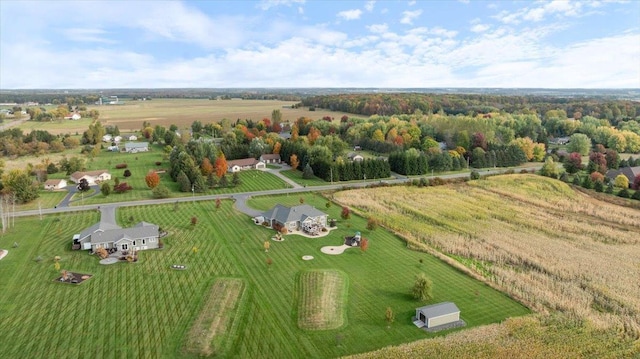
[73,221,160,252]
[257,204,328,235]
[227,158,266,172]
[69,170,111,185]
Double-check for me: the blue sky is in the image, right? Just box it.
[1,0,638,89]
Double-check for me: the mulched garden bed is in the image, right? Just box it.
[53,272,93,285]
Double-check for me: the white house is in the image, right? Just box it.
[70,170,111,185]
[414,302,461,329]
[260,153,281,164]
[124,142,149,153]
[102,134,113,143]
[347,152,364,161]
[113,136,123,143]
[107,145,119,152]
[44,179,67,190]
[227,158,266,173]
[64,113,81,120]
[127,135,138,141]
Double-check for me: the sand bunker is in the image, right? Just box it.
[320,245,352,255]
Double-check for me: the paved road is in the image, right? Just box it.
[56,185,102,208]
[13,166,541,219]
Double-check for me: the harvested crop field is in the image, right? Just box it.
[297,269,348,330]
[334,174,640,336]
[184,278,246,357]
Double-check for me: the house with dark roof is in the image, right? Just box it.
[414,302,462,330]
[605,166,640,187]
[73,221,159,252]
[346,152,364,161]
[259,204,328,235]
[227,158,266,172]
[260,153,281,164]
[69,170,111,185]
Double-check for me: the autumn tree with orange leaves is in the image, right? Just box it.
[215,153,228,178]
[201,157,214,176]
[145,170,160,189]
[290,154,299,170]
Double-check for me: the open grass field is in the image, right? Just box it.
[0,192,528,358]
[333,174,640,340]
[16,98,359,134]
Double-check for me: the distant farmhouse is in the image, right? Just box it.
[70,170,111,185]
[260,153,281,164]
[64,113,81,120]
[73,221,159,252]
[256,204,328,235]
[227,158,266,172]
[606,166,640,187]
[347,152,364,161]
[124,142,149,153]
[44,179,67,190]
[549,137,570,145]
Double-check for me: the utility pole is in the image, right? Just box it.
[192,184,195,202]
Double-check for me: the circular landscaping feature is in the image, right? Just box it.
[302,255,314,261]
[320,245,352,255]
[99,257,119,265]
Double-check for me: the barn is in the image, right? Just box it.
[414,302,461,329]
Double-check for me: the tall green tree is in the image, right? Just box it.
[2,169,39,203]
[411,273,433,301]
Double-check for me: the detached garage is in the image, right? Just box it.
[414,302,461,329]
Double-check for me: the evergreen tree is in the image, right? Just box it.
[176,171,191,192]
[302,163,315,179]
[232,172,241,186]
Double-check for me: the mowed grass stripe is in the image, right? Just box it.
[184,278,246,357]
[297,270,348,330]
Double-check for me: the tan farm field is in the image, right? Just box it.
[333,174,640,338]
[17,98,356,134]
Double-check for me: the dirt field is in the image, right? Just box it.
[93,98,354,132]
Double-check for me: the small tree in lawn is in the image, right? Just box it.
[215,153,228,178]
[232,172,241,186]
[266,257,273,269]
[145,170,160,188]
[264,240,270,252]
[77,178,90,192]
[54,261,60,271]
[191,216,198,226]
[177,170,191,192]
[302,163,314,179]
[299,197,304,204]
[366,217,378,231]
[360,237,369,253]
[341,206,350,220]
[215,198,221,209]
[412,273,433,301]
[101,182,111,197]
[385,307,394,328]
[123,169,132,178]
[325,201,331,209]
[219,175,229,187]
[290,154,299,171]
[152,185,170,199]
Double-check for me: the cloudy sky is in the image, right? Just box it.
[1,0,638,89]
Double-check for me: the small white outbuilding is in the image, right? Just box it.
[414,302,460,329]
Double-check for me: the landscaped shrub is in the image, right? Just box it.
[631,191,640,201]
[123,169,131,177]
[115,163,128,169]
[152,185,170,199]
[617,188,630,198]
[155,161,162,166]
[470,170,480,180]
[114,182,133,193]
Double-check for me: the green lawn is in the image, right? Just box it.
[279,169,328,186]
[0,194,529,358]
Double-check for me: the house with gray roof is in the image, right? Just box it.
[605,166,640,187]
[73,220,159,252]
[260,204,328,235]
[124,141,149,153]
[414,302,462,330]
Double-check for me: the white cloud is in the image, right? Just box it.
[337,9,363,21]
[258,0,305,11]
[63,28,117,44]
[298,6,304,14]
[400,9,422,25]
[471,24,491,33]
[367,23,389,33]
[365,1,375,12]
[495,0,585,24]
[408,1,416,6]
